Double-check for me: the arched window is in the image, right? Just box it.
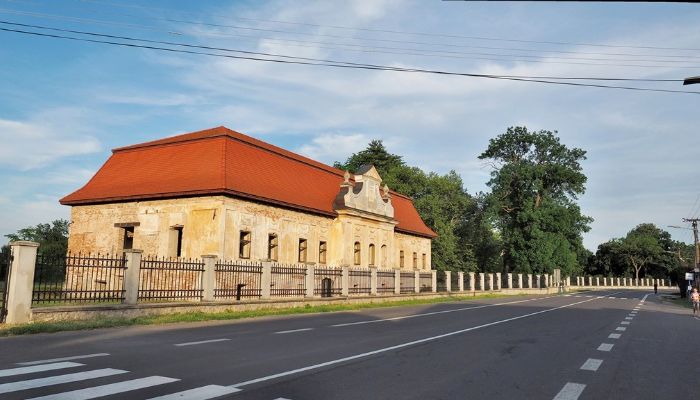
[368,244,376,266]
[399,250,405,268]
[380,245,387,267]
[354,242,361,265]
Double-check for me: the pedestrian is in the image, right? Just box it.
[692,288,700,316]
[654,281,658,294]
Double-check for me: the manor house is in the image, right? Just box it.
[60,126,436,270]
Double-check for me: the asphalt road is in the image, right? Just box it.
[0,289,697,400]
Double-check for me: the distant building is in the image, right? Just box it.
[61,126,436,270]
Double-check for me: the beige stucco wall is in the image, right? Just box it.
[68,195,432,270]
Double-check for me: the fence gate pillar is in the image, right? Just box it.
[431,270,437,293]
[468,272,475,292]
[496,273,502,290]
[458,272,464,292]
[414,271,420,294]
[394,269,401,295]
[5,241,39,324]
[341,267,350,297]
[370,267,378,295]
[261,262,272,299]
[305,265,315,298]
[445,271,451,292]
[201,255,217,302]
[123,249,143,305]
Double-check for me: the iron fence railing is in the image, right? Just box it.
[314,266,343,297]
[400,272,415,294]
[1,248,12,322]
[377,269,395,294]
[450,271,460,291]
[32,253,126,305]
[271,264,306,297]
[419,272,432,292]
[138,256,204,301]
[349,268,371,295]
[215,259,262,300]
[437,272,447,292]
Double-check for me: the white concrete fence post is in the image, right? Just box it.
[527,274,532,289]
[414,270,420,294]
[487,273,493,291]
[394,269,401,295]
[596,277,600,287]
[201,255,217,302]
[534,275,540,289]
[123,249,143,305]
[544,274,549,288]
[507,273,513,289]
[342,267,350,297]
[5,241,39,324]
[261,262,272,299]
[370,267,378,295]
[518,273,523,289]
[305,264,315,298]
[479,273,485,291]
[445,271,451,293]
[458,272,464,292]
[431,270,437,293]
[469,272,475,293]
[496,273,502,291]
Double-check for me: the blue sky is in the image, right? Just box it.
[1,0,699,250]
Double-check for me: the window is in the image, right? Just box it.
[422,253,427,269]
[413,252,418,269]
[381,245,387,267]
[399,250,404,268]
[298,238,308,263]
[122,227,134,250]
[354,242,361,265]
[319,241,327,264]
[368,244,376,266]
[268,234,278,261]
[239,231,251,259]
[169,226,183,257]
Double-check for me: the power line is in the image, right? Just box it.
[0,20,686,83]
[2,24,699,95]
[4,5,700,66]
[75,0,700,52]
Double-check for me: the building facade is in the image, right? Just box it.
[61,127,436,270]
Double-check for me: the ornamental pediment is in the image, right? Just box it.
[333,165,395,219]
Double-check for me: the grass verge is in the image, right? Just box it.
[661,293,692,310]
[0,293,511,337]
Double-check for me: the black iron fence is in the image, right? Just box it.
[314,266,342,297]
[271,264,306,297]
[0,249,12,322]
[349,268,371,295]
[419,272,432,292]
[215,260,262,300]
[32,253,126,305]
[399,272,415,294]
[450,271,460,291]
[436,271,447,292]
[377,269,395,294]
[138,256,204,301]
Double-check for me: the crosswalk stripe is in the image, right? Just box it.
[27,376,179,400]
[146,384,241,399]
[18,354,110,366]
[0,362,83,378]
[0,368,127,394]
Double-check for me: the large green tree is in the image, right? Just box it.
[479,126,591,276]
[5,219,69,258]
[335,141,499,272]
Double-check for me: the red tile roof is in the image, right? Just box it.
[61,126,437,238]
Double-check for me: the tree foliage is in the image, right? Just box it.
[478,126,591,276]
[5,219,69,258]
[335,141,501,272]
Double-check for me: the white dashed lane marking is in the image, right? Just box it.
[616,327,627,331]
[580,359,603,371]
[608,333,621,339]
[621,321,631,325]
[274,328,314,334]
[553,382,586,400]
[174,339,231,347]
[597,343,614,352]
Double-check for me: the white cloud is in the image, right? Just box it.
[0,111,101,170]
[297,133,369,163]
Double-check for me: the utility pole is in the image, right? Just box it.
[682,218,700,289]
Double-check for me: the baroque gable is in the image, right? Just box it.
[333,165,395,219]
